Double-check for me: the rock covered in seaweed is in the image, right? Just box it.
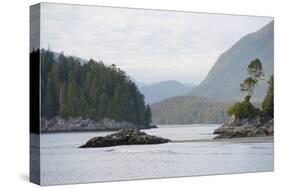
[79,128,170,148]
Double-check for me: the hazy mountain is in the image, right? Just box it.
[183,82,196,87]
[151,96,231,124]
[135,81,149,88]
[189,21,273,102]
[139,80,195,104]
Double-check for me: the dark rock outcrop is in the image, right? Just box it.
[149,124,158,128]
[41,117,154,132]
[213,115,273,139]
[79,128,170,148]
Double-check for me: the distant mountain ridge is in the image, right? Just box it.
[189,21,274,102]
[139,80,195,104]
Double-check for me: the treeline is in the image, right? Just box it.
[151,96,231,124]
[34,49,151,126]
[228,59,273,119]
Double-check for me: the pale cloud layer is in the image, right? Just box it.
[40,3,272,84]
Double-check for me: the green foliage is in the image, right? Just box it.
[40,49,151,126]
[247,58,264,79]
[240,58,264,99]
[262,75,274,117]
[228,97,260,118]
[144,105,152,125]
[240,77,257,97]
[230,58,265,119]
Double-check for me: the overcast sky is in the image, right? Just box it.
[40,3,272,84]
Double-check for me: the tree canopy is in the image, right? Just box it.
[39,49,151,126]
[228,59,273,119]
[227,99,260,118]
[240,58,264,100]
[262,75,274,118]
[151,96,230,124]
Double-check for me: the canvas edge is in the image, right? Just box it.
[30,3,41,185]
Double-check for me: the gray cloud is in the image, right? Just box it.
[40,3,272,84]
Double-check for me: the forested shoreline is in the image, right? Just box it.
[32,49,152,129]
[151,96,231,124]
[214,59,274,139]
[31,47,273,131]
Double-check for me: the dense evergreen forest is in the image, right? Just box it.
[36,49,151,126]
[151,96,231,124]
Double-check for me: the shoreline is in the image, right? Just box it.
[40,126,157,134]
[40,124,221,134]
[41,116,155,133]
[171,136,273,143]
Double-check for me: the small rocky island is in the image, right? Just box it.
[213,59,274,139]
[79,128,170,148]
[213,115,273,139]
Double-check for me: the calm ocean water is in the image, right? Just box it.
[39,124,274,185]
